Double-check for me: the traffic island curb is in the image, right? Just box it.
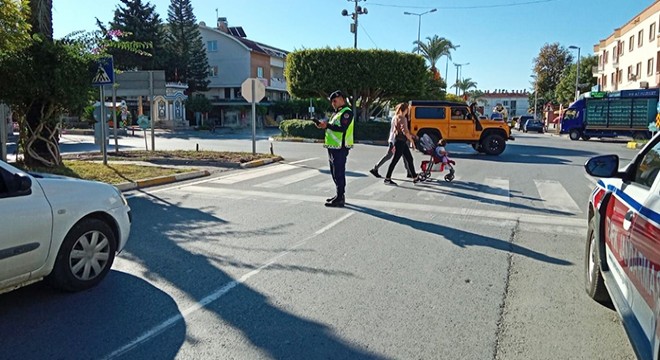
[115,170,211,192]
[627,141,639,149]
[240,156,283,168]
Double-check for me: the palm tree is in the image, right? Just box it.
[413,35,457,80]
[451,78,478,96]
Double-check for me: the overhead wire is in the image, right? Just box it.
[368,0,558,10]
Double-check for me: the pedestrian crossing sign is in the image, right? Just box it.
[92,57,114,86]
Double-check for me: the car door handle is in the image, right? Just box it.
[623,210,634,231]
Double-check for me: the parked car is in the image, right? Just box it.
[516,115,534,131]
[523,119,545,133]
[0,160,131,294]
[584,132,660,360]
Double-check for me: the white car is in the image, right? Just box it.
[0,160,131,293]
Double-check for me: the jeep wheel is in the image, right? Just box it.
[569,129,581,141]
[585,217,610,304]
[481,134,506,155]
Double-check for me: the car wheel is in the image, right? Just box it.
[47,218,117,292]
[481,134,506,155]
[581,135,591,141]
[569,129,581,141]
[585,217,610,304]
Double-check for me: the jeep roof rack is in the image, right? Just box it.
[409,100,467,107]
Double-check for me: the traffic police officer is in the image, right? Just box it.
[316,90,354,207]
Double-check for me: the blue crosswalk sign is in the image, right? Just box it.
[92,57,114,86]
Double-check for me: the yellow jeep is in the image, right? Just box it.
[409,100,514,155]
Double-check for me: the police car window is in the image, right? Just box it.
[415,107,445,120]
[633,141,660,188]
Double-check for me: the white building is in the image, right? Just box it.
[594,1,660,91]
[479,90,531,118]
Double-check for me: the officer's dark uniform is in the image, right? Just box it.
[324,91,354,208]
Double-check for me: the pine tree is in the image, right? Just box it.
[165,0,209,92]
[110,0,166,70]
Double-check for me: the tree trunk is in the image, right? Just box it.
[23,103,61,167]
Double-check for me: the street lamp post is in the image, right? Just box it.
[403,9,437,54]
[453,62,469,96]
[531,74,538,120]
[569,45,581,102]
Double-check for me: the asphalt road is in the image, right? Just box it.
[0,129,639,359]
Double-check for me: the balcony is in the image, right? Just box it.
[270,77,287,90]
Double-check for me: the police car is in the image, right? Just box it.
[584,133,660,360]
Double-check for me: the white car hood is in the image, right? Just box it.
[33,174,125,210]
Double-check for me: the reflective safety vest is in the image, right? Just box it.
[324,106,354,149]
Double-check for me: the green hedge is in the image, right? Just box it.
[279,120,390,141]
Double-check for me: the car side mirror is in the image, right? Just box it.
[9,173,32,194]
[585,155,619,178]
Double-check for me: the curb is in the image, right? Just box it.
[115,170,210,192]
[240,156,283,168]
[269,137,388,146]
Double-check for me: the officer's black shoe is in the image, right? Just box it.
[325,196,345,207]
[326,195,337,203]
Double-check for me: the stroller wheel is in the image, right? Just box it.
[444,174,454,182]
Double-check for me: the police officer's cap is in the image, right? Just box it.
[328,90,345,101]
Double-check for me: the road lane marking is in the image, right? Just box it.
[102,212,355,359]
[355,181,397,197]
[178,186,587,229]
[534,180,583,214]
[212,163,298,184]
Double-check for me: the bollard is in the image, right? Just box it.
[270,142,273,155]
[196,143,199,151]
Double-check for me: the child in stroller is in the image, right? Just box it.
[417,134,456,182]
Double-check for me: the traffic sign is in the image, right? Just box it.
[137,115,150,130]
[656,113,660,129]
[241,78,265,103]
[92,57,114,86]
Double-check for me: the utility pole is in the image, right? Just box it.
[342,0,367,120]
[569,45,581,102]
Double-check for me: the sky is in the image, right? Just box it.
[51,0,655,92]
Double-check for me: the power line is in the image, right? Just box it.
[359,23,379,49]
[369,0,558,10]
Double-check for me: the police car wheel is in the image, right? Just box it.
[584,217,611,304]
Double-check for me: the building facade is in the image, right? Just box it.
[594,1,660,91]
[198,18,289,128]
[479,90,531,118]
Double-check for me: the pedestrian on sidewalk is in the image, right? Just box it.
[384,103,419,186]
[316,90,354,207]
[369,112,414,179]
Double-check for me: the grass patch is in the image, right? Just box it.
[64,150,276,164]
[16,160,190,185]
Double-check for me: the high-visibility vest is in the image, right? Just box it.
[324,106,354,149]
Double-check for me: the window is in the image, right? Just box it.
[207,40,218,52]
[633,140,660,188]
[603,75,607,85]
[612,46,617,61]
[415,107,446,119]
[639,30,644,47]
[224,88,231,99]
[611,72,615,85]
[511,100,517,110]
[604,50,609,64]
[650,23,656,41]
[503,100,509,106]
[618,69,623,83]
[629,35,635,51]
[450,107,469,120]
[234,87,241,99]
[636,62,642,78]
[257,66,264,78]
[209,65,218,77]
[620,40,625,56]
[628,65,634,79]
[649,58,654,76]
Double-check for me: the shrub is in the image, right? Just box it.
[279,119,390,141]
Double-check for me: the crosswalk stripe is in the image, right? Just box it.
[254,169,321,188]
[482,177,510,205]
[356,181,397,197]
[212,164,297,184]
[311,174,363,192]
[534,180,583,214]
[415,176,461,201]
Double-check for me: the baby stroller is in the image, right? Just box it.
[417,134,456,182]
